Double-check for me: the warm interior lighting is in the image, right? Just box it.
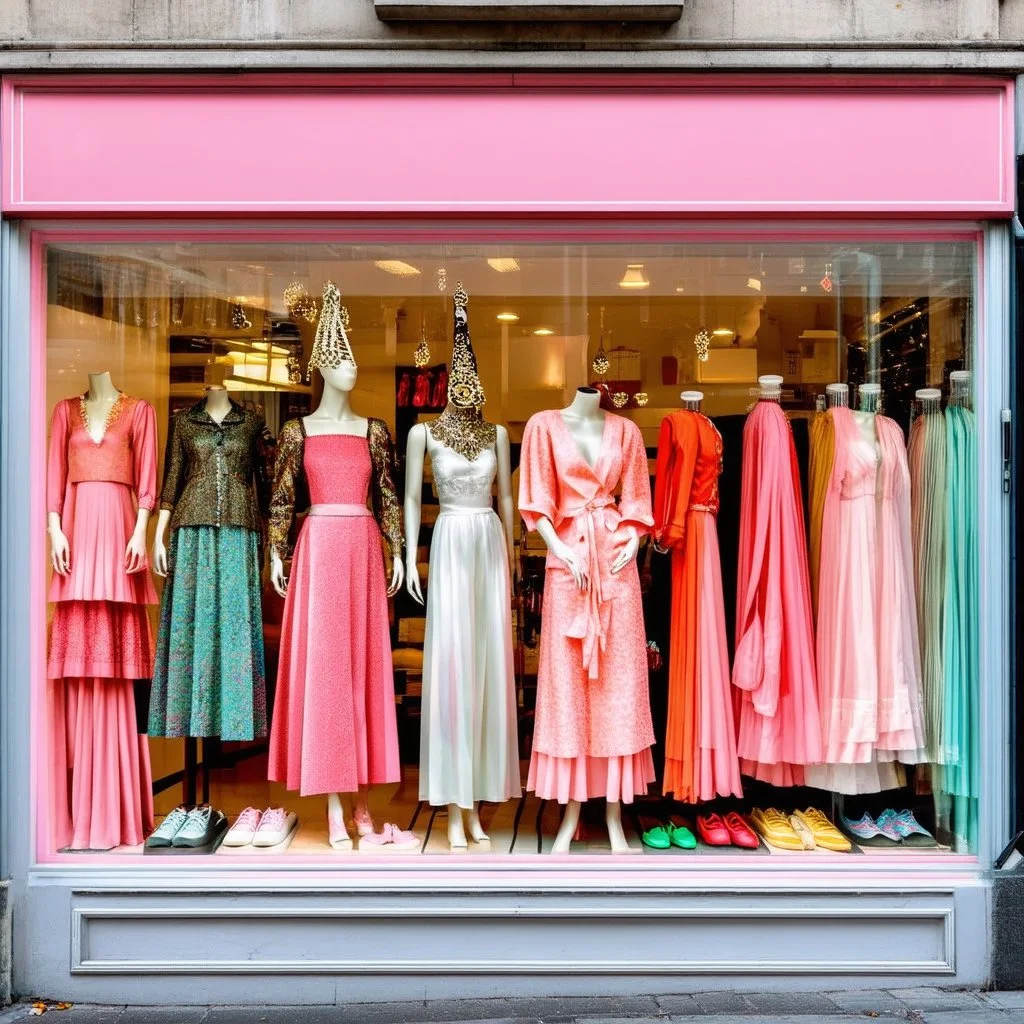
[533,327,555,336]
[618,264,650,290]
[487,258,520,273]
[496,312,520,322]
[746,276,763,292]
[374,260,421,278]
[712,328,734,338]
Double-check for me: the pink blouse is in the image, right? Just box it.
[47,394,158,516]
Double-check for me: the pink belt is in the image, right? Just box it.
[308,503,372,517]
[566,496,615,681]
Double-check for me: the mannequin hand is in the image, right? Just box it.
[271,551,288,598]
[388,557,405,598]
[124,526,148,574]
[610,527,639,575]
[550,537,588,592]
[153,537,169,578]
[405,557,424,605]
[48,526,70,576]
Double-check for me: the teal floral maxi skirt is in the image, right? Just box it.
[149,525,267,740]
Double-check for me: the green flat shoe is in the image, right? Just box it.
[666,822,697,850]
[640,823,672,850]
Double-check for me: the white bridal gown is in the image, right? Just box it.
[418,430,522,809]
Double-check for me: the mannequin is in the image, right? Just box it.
[826,382,850,409]
[49,371,150,577]
[520,385,655,856]
[680,389,703,412]
[854,383,882,453]
[404,283,520,850]
[152,385,236,577]
[267,283,406,852]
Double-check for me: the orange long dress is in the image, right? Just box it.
[808,409,835,619]
[653,410,742,803]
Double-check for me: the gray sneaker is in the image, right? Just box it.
[171,806,226,848]
[145,806,189,848]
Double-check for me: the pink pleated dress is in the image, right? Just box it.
[46,394,157,851]
[519,410,656,804]
[268,425,401,797]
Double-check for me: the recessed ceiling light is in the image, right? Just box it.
[746,276,763,292]
[487,258,520,273]
[374,260,421,278]
[619,264,650,290]
[533,327,555,336]
[675,285,686,294]
[496,312,520,323]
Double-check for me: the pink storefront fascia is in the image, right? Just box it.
[0,72,1015,217]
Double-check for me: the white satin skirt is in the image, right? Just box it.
[419,506,522,808]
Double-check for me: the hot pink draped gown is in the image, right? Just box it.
[519,410,656,804]
[732,399,821,785]
[46,395,157,851]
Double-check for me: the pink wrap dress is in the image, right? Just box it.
[519,410,656,804]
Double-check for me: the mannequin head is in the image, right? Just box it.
[319,362,358,393]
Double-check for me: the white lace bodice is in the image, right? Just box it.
[427,430,496,509]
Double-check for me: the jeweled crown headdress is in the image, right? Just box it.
[448,282,485,408]
[307,281,355,380]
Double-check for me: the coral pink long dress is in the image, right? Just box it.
[47,394,157,851]
[519,410,656,804]
[653,410,742,803]
[732,399,821,786]
[268,421,402,796]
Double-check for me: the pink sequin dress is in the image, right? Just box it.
[268,425,401,797]
[46,394,157,851]
[519,410,656,804]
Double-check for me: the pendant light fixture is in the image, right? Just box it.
[693,264,711,362]
[592,306,610,376]
[618,263,650,290]
[413,310,431,369]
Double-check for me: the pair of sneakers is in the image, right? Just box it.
[224,807,298,848]
[146,805,227,849]
[840,809,937,848]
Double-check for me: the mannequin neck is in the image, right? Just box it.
[312,381,358,421]
[440,403,482,422]
[86,371,119,402]
[565,387,603,420]
[205,386,232,418]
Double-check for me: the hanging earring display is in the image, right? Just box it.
[820,262,833,294]
[694,326,712,362]
[231,303,252,331]
[592,306,610,376]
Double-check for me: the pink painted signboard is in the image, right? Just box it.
[1,74,1015,216]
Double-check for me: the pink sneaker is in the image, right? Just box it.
[223,807,263,847]
[360,823,421,853]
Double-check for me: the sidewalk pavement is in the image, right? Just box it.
[2,990,1024,1024]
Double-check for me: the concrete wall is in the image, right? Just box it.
[2,0,1024,70]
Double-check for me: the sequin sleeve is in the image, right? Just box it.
[253,412,276,519]
[268,418,305,559]
[368,417,404,559]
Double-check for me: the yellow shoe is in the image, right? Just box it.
[749,807,805,851]
[791,808,852,853]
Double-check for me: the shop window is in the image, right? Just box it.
[40,235,979,861]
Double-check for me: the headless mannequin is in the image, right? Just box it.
[826,382,849,409]
[404,409,515,850]
[269,362,405,851]
[853,383,882,457]
[534,387,639,855]
[680,389,703,412]
[49,371,150,578]
[152,385,233,577]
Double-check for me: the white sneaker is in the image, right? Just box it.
[252,808,298,847]
[223,807,263,847]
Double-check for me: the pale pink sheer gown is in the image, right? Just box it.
[519,410,656,804]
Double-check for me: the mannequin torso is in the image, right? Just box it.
[558,387,606,467]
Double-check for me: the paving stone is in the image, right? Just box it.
[117,1009,208,1024]
[690,993,754,1015]
[922,1012,1024,1024]
[887,988,987,1012]
[988,993,1024,1010]
[741,993,839,1015]
[653,994,704,1015]
[824,989,909,1016]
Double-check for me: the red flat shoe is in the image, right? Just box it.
[696,812,731,846]
[723,811,760,849]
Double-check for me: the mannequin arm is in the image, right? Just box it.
[495,426,515,572]
[535,516,588,592]
[47,511,70,576]
[152,508,173,577]
[124,507,151,574]
[403,424,426,605]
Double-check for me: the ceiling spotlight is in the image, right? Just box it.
[618,264,650,290]
[487,258,520,273]
[675,285,686,294]
[533,327,555,336]
[374,260,421,278]
[496,312,520,323]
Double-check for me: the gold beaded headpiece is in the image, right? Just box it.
[448,283,485,408]
[307,282,355,379]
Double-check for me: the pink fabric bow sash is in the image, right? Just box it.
[564,496,617,681]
